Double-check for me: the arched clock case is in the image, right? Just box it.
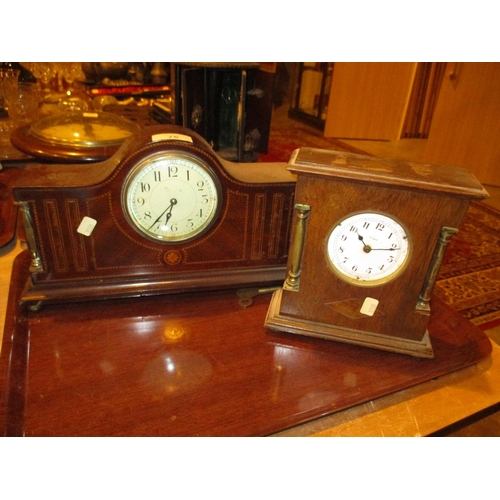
[13,125,296,307]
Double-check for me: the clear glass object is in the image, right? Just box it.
[2,69,41,123]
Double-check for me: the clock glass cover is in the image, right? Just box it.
[30,111,139,147]
[326,212,411,286]
[122,151,221,243]
[10,110,140,162]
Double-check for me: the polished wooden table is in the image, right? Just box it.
[0,242,500,436]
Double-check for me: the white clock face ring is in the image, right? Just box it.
[122,151,221,243]
[326,212,412,286]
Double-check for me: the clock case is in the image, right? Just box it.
[13,125,296,307]
[265,148,489,358]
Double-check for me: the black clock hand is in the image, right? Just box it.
[148,198,177,230]
[164,198,178,224]
[358,233,401,252]
[357,233,372,253]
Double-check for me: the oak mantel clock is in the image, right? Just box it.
[265,148,488,358]
[13,125,296,308]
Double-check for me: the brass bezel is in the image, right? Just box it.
[324,210,413,288]
[121,150,223,244]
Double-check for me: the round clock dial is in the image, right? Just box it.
[123,151,221,243]
[326,212,411,286]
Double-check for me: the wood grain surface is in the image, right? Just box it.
[12,125,297,305]
[0,250,492,436]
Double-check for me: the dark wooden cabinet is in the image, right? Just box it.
[171,63,275,162]
[288,62,334,130]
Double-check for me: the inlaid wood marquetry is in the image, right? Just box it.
[265,148,489,357]
[13,125,296,306]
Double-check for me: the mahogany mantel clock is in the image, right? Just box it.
[265,148,488,358]
[13,125,296,308]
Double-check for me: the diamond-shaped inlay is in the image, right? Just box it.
[326,298,385,319]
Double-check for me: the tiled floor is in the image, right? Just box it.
[272,105,500,436]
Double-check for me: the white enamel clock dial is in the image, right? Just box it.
[123,151,221,243]
[326,212,411,286]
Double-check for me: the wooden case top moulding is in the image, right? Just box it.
[265,148,488,358]
[12,125,296,307]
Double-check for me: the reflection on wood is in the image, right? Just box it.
[0,251,491,436]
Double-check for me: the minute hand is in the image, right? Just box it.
[369,247,400,251]
[148,198,177,230]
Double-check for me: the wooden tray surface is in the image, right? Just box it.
[0,167,24,249]
[0,251,492,436]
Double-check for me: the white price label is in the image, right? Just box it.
[360,297,379,317]
[77,216,97,236]
[152,133,193,143]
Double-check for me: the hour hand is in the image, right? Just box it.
[164,198,178,223]
[148,198,177,230]
[357,233,371,253]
